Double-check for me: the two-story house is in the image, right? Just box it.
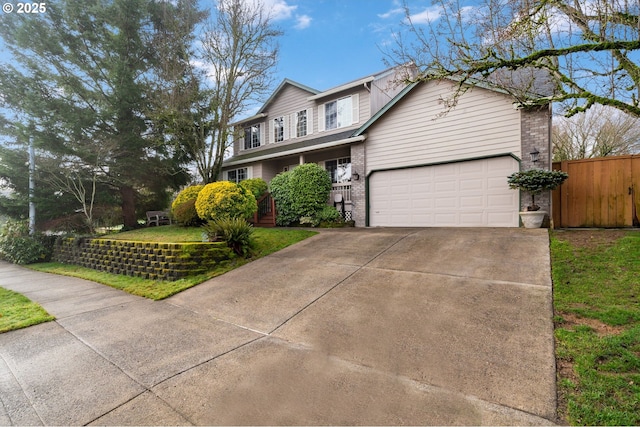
[222,66,552,228]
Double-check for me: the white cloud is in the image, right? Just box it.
[294,14,312,29]
[407,5,442,24]
[258,0,297,21]
[252,0,313,29]
[378,7,403,19]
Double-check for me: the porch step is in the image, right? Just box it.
[251,214,276,227]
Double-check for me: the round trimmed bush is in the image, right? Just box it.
[172,185,204,210]
[172,199,203,226]
[288,163,332,217]
[269,171,297,226]
[171,185,204,226]
[195,181,258,221]
[269,163,333,226]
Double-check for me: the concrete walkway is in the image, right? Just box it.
[0,228,557,425]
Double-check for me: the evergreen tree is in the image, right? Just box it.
[0,0,195,229]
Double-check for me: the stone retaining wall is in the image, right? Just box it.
[53,237,234,281]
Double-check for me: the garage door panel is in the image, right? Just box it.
[460,196,483,207]
[460,180,483,191]
[369,157,519,227]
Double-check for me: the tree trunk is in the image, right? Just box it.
[120,185,138,229]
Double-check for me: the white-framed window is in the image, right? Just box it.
[273,116,284,142]
[296,110,307,137]
[243,124,262,149]
[291,108,313,138]
[226,167,249,183]
[319,94,359,132]
[325,157,351,183]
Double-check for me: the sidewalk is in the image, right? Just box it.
[0,228,558,425]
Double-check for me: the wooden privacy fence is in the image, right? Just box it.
[552,155,640,228]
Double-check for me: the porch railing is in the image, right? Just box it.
[330,184,351,203]
[252,193,276,227]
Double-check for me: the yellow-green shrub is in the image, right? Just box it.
[171,185,204,226]
[195,181,257,221]
[172,185,204,210]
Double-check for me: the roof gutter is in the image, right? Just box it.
[307,76,375,101]
[223,135,367,167]
[229,113,267,127]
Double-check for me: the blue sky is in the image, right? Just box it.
[253,0,421,90]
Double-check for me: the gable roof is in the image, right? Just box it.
[230,79,319,126]
[259,78,320,112]
[352,73,551,137]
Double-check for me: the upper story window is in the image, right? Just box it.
[296,110,307,137]
[273,116,284,142]
[320,94,358,132]
[243,124,261,149]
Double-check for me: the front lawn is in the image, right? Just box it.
[0,287,54,333]
[551,229,640,425]
[29,226,316,301]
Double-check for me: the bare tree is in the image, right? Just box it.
[553,105,640,161]
[44,159,100,234]
[389,0,640,117]
[192,0,281,183]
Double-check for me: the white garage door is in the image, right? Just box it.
[369,157,519,227]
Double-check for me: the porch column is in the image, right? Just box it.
[299,154,305,165]
[350,141,366,227]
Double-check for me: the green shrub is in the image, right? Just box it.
[202,217,254,257]
[172,199,203,227]
[195,181,258,221]
[290,163,332,216]
[171,185,204,212]
[269,171,297,226]
[0,220,55,265]
[270,163,333,226]
[240,178,268,199]
[317,204,342,224]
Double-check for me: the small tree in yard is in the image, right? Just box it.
[507,169,568,211]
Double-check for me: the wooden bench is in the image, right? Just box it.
[146,211,171,227]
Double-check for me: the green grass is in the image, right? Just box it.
[551,230,640,425]
[0,287,54,333]
[28,226,317,301]
[107,225,205,242]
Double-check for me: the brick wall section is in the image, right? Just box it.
[350,141,366,227]
[53,238,234,281]
[520,105,553,219]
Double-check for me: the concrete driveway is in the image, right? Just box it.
[0,228,557,425]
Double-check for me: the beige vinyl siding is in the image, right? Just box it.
[370,73,408,114]
[264,85,316,144]
[315,86,370,134]
[365,82,522,174]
